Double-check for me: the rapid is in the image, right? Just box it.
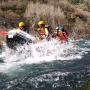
[0,31,90,90]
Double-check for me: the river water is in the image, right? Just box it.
[0,38,90,90]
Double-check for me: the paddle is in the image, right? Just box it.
[0,31,8,36]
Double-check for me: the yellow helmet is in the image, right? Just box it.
[38,20,45,25]
[19,22,25,27]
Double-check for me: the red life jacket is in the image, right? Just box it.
[56,32,68,41]
[38,28,49,38]
[39,30,46,36]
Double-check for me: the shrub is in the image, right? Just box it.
[24,2,66,30]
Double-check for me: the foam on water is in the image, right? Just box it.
[0,35,90,73]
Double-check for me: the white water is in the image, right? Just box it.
[0,33,90,73]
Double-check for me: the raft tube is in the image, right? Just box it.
[6,29,36,49]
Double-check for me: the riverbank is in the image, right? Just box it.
[0,0,90,42]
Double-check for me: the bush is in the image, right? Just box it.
[68,0,84,4]
[24,2,66,30]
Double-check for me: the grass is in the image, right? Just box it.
[0,0,28,28]
[24,2,65,29]
[0,0,90,39]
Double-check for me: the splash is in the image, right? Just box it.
[0,38,90,73]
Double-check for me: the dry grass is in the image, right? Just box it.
[0,0,27,28]
[75,4,88,11]
[0,0,90,39]
[24,2,66,29]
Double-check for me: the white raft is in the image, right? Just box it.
[6,29,36,49]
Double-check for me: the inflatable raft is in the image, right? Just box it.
[6,29,36,49]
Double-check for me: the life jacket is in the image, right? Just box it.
[56,31,68,41]
[38,28,49,39]
[16,29,21,33]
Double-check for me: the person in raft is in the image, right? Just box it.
[37,20,50,40]
[18,21,29,33]
[54,25,68,42]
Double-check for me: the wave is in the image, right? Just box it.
[0,35,90,73]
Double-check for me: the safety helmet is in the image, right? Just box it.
[59,25,64,30]
[56,25,64,31]
[56,27,59,30]
[19,22,25,27]
[38,20,45,25]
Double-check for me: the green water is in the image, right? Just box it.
[0,39,90,90]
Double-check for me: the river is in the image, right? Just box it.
[0,38,90,90]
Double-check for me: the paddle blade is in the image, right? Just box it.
[0,31,8,36]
